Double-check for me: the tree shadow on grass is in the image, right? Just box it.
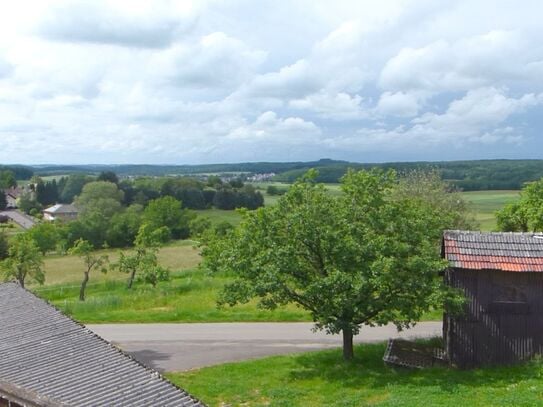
[287,342,542,394]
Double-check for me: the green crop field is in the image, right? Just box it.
[194,209,243,226]
[197,187,519,232]
[460,190,520,231]
[167,341,543,407]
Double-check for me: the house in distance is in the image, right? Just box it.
[442,230,543,368]
[43,203,79,222]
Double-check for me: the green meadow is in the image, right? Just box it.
[167,341,543,407]
[460,190,520,231]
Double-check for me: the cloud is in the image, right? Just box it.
[337,88,543,152]
[151,32,266,91]
[0,57,12,78]
[289,91,367,120]
[375,91,423,117]
[2,1,543,164]
[35,0,198,48]
[227,111,321,143]
[379,30,543,93]
[246,21,370,100]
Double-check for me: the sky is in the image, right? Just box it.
[1,0,543,165]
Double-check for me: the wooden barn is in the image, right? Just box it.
[442,230,543,368]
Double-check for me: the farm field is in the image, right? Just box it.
[460,190,520,231]
[167,341,543,407]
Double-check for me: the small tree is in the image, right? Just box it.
[116,225,169,288]
[1,234,44,288]
[204,169,461,361]
[69,239,109,301]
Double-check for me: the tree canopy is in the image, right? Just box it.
[1,234,44,288]
[204,169,460,360]
[496,179,543,232]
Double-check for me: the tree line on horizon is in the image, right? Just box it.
[4,159,543,191]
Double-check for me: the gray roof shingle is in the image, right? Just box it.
[443,230,543,272]
[0,282,204,407]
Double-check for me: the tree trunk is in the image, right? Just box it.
[342,327,354,361]
[80,272,89,301]
[18,276,25,289]
[127,269,136,289]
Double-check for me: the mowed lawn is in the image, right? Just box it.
[167,342,543,407]
[461,190,520,231]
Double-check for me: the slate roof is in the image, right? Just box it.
[443,230,543,272]
[43,204,78,214]
[0,282,204,407]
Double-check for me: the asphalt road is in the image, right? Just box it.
[0,210,35,229]
[87,322,442,372]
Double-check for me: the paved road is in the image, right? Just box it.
[88,322,442,372]
[0,210,35,229]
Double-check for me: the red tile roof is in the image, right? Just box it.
[443,230,543,272]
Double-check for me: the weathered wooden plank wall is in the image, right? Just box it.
[445,268,543,368]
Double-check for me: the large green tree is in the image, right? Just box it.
[204,170,459,361]
[0,170,16,189]
[496,179,543,232]
[393,169,478,233]
[28,222,59,254]
[142,196,192,240]
[1,234,44,288]
[75,181,124,247]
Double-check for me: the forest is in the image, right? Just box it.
[5,159,543,191]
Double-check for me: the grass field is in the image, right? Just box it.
[460,190,520,231]
[167,341,543,406]
[38,240,201,286]
[35,268,309,323]
[194,209,243,226]
[195,187,520,232]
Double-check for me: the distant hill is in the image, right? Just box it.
[13,159,543,191]
[273,159,543,190]
[31,159,348,177]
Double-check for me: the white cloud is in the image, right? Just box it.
[1,0,543,164]
[227,111,321,143]
[151,32,266,91]
[375,91,423,117]
[35,0,199,48]
[379,30,543,93]
[289,91,367,120]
